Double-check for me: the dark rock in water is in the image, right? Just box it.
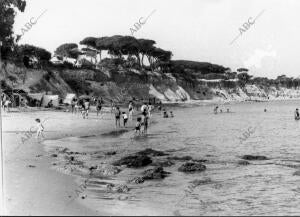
[128,176,145,184]
[178,162,206,173]
[58,148,69,153]
[51,154,58,158]
[105,151,117,156]
[151,159,175,167]
[136,148,168,157]
[192,159,208,163]
[167,155,207,163]
[238,160,250,165]
[241,155,268,161]
[102,129,128,137]
[89,166,97,171]
[142,167,170,180]
[106,184,130,193]
[113,155,152,168]
[168,156,193,161]
[190,178,212,186]
[27,165,36,168]
[293,170,300,176]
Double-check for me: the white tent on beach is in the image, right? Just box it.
[63,93,77,105]
[42,95,59,107]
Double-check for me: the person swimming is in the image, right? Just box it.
[163,111,169,118]
[170,111,174,118]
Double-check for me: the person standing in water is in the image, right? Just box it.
[115,107,121,128]
[134,117,142,135]
[84,99,90,119]
[213,106,219,114]
[295,108,300,120]
[142,112,149,134]
[170,111,174,118]
[35,118,45,139]
[122,112,128,127]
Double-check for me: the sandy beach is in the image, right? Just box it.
[2,107,122,215]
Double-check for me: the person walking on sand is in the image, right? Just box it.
[4,99,11,112]
[96,98,103,116]
[71,98,76,114]
[115,107,121,128]
[35,118,45,139]
[74,100,80,115]
[148,103,153,117]
[84,99,90,119]
[128,101,134,121]
[110,100,115,114]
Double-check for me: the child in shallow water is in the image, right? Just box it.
[35,118,45,139]
[134,117,142,135]
[122,112,128,127]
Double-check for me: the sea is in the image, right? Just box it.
[44,100,300,216]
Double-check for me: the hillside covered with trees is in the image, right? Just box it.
[2,0,300,104]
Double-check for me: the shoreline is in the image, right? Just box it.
[2,109,134,215]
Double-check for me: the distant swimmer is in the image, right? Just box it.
[295,108,300,120]
[264,108,267,112]
[163,111,169,118]
[170,111,174,118]
[227,108,229,113]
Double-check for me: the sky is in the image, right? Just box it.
[12,0,300,78]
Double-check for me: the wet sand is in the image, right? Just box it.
[2,108,125,215]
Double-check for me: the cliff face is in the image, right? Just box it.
[2,61,300,104]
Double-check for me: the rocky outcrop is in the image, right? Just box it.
[113,154,152,168]
[151,159,175,167]
[168,156,193,161]
[142,167,170,180]
[237,160,250,165]
[241,155,268,161]
[178,162,206,173]
[92,164,121,176]
[136,148,168,157]
[106,184,129,193]
[190,178,212,186]
[128,177,145,184]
